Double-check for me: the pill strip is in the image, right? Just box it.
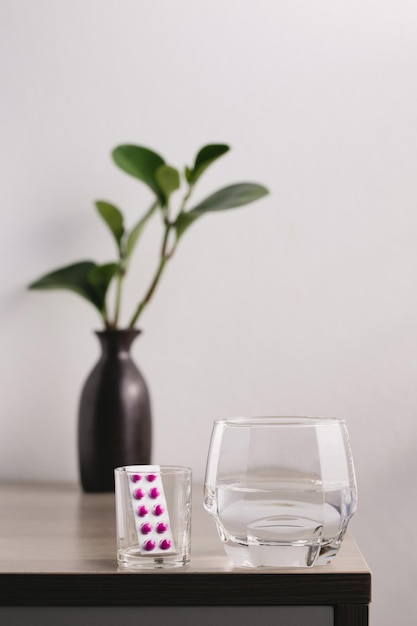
[127,465,176,555]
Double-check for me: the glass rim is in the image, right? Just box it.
[213,416,346,427]
[114,465,192,475]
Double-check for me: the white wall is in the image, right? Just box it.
[1,0,416,622]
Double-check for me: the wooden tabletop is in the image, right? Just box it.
[0,481,371,606]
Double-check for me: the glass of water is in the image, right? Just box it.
[204,417,357,568]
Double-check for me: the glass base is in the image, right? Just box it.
[223,541,340,568]
[117,547,190,570]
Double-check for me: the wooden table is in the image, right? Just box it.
[0,482,371,625]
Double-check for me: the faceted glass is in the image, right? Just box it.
[204,417,357,568]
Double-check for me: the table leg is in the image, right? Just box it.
[334,604,369,626]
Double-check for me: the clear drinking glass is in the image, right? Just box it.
[204,417,357,568]
[115,465,192,569]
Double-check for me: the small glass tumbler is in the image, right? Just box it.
[115,465,192,569]
[204,417,357,568]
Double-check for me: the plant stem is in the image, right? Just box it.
[113,266,125,329]
[127,184,192,328]
[102,302,112,329]
[128,223,174,328]
[110,200,159,329]
[179,183,193,213]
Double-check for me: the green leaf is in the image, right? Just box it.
[112,144,166,202]
[95,201,124,249]
[175,182,269,239]
[28,261,117,314]
[187,144,230,185]
[155,164,180,205]
[184,165,193,184]
[125,202,158,260]
[28,261,98,301]
[87,263,118,312]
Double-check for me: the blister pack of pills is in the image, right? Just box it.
[127,465,175,555]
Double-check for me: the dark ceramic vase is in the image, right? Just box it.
[78,330,152,492]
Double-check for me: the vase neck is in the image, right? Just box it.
[95,330,141,357]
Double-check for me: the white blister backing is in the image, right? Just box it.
[127,465,176,555]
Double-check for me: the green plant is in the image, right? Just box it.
[29,143,269,328]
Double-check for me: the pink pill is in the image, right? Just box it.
[131,474,142,483]
[133,488,145,500]
[143,540,156,552]
[153,504,164,516]
[146,474,157,482]
[141,523,153,535]
[137,505,149,517]
[156,522,168,533]
[149,487,160,499]
[159,539,171,550]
